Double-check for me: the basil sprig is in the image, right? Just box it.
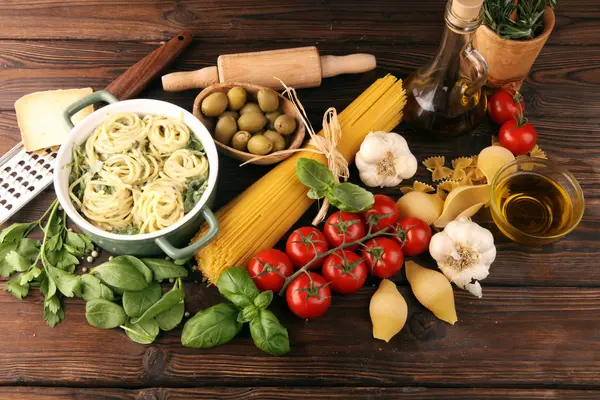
[296,158,374,212]
[181,267,290,356]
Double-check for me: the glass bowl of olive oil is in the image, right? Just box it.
[490,157,584,245]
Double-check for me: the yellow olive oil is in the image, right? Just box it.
[492,171,573,238]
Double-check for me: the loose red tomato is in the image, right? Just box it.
[360,194,399,232]
[395,217,432,256]
[247,249,294,292]
[362,237,404,279]
[498,119,538,155]
[286,272,331,319]
[488,89,525,125]
[321,250,367,294]
[323,211,366,250]
[285,227,329,269]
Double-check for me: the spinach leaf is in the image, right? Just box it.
[85,299,127,329]
[327,182,374,213]
[155,300,185,331]
[121,318,160,344]
[80,274,114,302]
[117,255,153,283]
[91,257,149,291]
[296,158,334,193]
[217,266,260,308]
[130,279,184,324]
[141,258,189,281]
[181,303,242,348]
[122,282,162,318]
[249,309,290,356]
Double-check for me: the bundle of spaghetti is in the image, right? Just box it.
[194,74,406,284]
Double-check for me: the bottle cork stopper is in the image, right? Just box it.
[451,0,483,20]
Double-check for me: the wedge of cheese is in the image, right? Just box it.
[15,88,94,151]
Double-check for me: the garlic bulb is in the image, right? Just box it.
[355,131,417,187]
[429,217,496,298]
[369,279,408,342]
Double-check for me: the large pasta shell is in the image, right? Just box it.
[396,191,444,226]
[477,145,515,182]
[405,260,458,325]
[369,279,408,342]
[433,184,490,228]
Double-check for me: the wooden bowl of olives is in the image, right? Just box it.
[192,83,305,165]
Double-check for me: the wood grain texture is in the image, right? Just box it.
[2,386,600,400]
[1,285,600,388]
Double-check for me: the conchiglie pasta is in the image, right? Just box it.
[396,191,443,225]
[369,279,408,342]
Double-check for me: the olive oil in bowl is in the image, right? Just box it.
[490,158,584,245]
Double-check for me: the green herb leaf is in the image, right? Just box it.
[79,274,114,302]
[122,282,163,318]
[296,158,335,193]
[237,304,259,323]
[141,258,189,281]
[184,177,208,213]
[65,231,93,256]
[85,299,127,329]
[155,300,185,331]
[4,275,30,299]
[44,303,64,327]
[19,266,41,286]
[17,238,41,262]
[130,279,184,324]
[0,242,19,277]
[217,266,260,308]
[249,309,290,356]
[91,257,149,291]
[181,303,242,348]
[4,250,30,273]
[121,318,160,344]
[46,247,79,272]
[44,293,61,314]
[46,265,81,298]
[0,222,34,243]
[253,290,274,310]
[327,182,375,213]
[307,187,329,200]
[118,255,153,284]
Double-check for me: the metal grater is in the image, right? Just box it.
[0,142,57,224]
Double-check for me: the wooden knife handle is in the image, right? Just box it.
[320,54,377,79]
[105,31,193,100]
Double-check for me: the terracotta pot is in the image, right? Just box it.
[474,6,555,90]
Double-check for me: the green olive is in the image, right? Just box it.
[247,135,273,155]
[263,130,286,151]
[257,88,280,112]
[274,114,297,136]
[213,116,237,144]
[219,111,239,120]
[231,131,252,151]
[201,92,228,117]
[237,112,267,133]
[265,111,282,130]
[239,102,262,115]
[227,87,247,111]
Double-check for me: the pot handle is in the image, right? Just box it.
[63,90,119,130]
[155,207,219,260]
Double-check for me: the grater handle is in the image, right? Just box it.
[63,91,119,130]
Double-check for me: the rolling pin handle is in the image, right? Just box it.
[320,54,377,78]
[162,66,220,92]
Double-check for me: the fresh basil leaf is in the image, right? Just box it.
[122,282,163,318]
[85,299,127,329]
[17,238,40,262]
[155,301,185,331]
[91,258,149,291]
[237,304,258,323]
[116,255,153,284]
[181,303,242,348]
[19,266,42,286]
[307,187,329,200]
[121,318,160,344]
[46,265,81,298]
[4,250,30,273]
[4,275,30,299]
[0,242,19,277]
[327,182,375,213]
[217,266,260,308]
[0,222,34,243]
[296,158,335,192]
[43,302,64,327]
[141,258,189,281]
[249,309,290,356]
[130,279,184,324]
[253,290,273,310]
[80,274,114,302]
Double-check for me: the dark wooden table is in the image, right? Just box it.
[1,1,599,399]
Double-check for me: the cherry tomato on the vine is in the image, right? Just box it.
[285,227,329,270]
[286,272,331,319]
[323,211,366,250]
[395,217,432,257]
[321,250,367,294]
[360,194,399,232]
[498,119,538,156]
[247,249,294,292]
[488,89,525,125]
[362,237,404,279]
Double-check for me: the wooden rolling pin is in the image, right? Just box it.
[162,46,376,92]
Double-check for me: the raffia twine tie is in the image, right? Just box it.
[241,79,349,225]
